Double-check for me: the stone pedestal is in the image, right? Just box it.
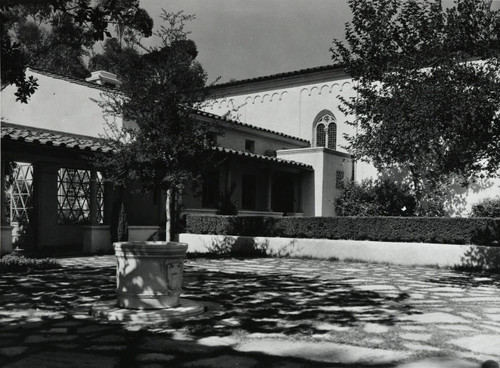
[1,225,13,255]
[114,241,188,310]
[83,225,111,254]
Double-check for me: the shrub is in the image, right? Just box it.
[186,215,500,246]
[335,179,417,217]
[0,254,61,273]
[471,197,500,218]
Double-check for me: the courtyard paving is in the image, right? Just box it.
[0,255,500,367]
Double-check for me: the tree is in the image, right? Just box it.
[331,0,500,214]
[98,11,218,241]
[1,0,152,102]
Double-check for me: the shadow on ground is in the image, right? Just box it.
[0,259,420,368]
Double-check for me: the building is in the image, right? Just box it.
[1,66,498,254]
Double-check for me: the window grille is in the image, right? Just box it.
[57,168,104,224]
[336,171,345,189]
[9,162,34,224]
[315,114,337,149]
[328,123,337,150]
[316,123,326,147]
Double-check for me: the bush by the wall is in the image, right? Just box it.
[0,254,62,273]
[471,197,500,218]
[186,215,500,246]
[336,179,417,216]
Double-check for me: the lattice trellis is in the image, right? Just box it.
[9,162,34,224]
[57,168,104,224]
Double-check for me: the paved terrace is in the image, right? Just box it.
[1,256,500,367]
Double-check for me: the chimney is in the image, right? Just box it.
[86,70,122,88]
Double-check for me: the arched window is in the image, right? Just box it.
[313,112,337,149]
[327,122,337,150]
[316,123,326,147]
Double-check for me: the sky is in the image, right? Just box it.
[138,0,352,83]
[134,0,500,84]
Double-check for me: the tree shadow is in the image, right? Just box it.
[0,259,417,368]
[454,245,500,273]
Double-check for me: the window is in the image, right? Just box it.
[241,174,257,210]
[316,123,326,147]
[327,122,337,150]
[8,162,34,224]
[245,139,255,153]
[336,170,345,189]
[313,113,337,149]
[57,168,104,224]
[202,171,219,208]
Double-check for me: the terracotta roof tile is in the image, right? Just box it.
[1,122,113,153]
[215,147,313,170]
[211,64,345,89]
[193,110,309,144]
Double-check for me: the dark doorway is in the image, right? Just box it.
[272,172,295,214]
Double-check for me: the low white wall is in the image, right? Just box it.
[178,233,492,268]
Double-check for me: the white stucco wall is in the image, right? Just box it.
[205,76,356,153]
[1,69,121,138]
[277,148,352,216]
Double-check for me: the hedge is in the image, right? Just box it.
[186,215,500,246]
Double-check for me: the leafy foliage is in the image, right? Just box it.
[1,0,153,102]
[97,11,218,238]
[0,254,61,273]
[187,215,500,246]
[331,0,500,213]
[471,197,500,218]
[335,179,417,217]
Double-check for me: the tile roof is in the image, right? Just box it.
[27,67,115,92]
[215,147,313,170]
[193,110,309,144]
[211,64,345,89]
[1,122,114,153]
[1,122,312,170]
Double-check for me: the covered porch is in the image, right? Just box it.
[181,147,313,217]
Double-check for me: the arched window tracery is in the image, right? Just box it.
[313,113,337,150]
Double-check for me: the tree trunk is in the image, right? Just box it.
[165,189,171,242]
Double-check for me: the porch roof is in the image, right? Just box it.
[1,122,113,153]
[215,146,313,170]
[1,122,313,170]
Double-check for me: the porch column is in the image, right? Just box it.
[1,158,13,254]
[1,158,8,225]
[83,170,111,254]
[266,169,273,212]
[89,170,98,225]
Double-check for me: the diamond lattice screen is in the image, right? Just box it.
[9,162,34,224]
[57,168,104,224]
